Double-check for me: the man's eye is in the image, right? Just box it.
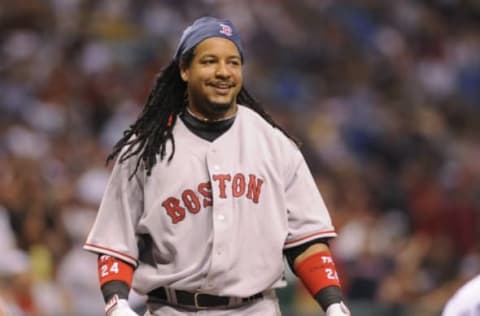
[202,60,215,64]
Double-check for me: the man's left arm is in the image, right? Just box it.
[285,241,351,316]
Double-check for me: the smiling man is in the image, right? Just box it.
[180,37,242,119]
[84,17,351,316]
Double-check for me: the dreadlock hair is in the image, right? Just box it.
[107,47,300,178]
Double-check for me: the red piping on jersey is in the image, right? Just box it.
[84,243,138,264]
[285,230,336,246]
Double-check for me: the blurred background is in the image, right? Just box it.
[1,0,480,315]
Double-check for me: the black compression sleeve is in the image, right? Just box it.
[101,280,130,303]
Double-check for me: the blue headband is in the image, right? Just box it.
[174,17,244,63]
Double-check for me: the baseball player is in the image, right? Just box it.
[442,274,480,315]
[84,17,351,316]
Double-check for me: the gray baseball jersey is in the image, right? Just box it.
[84,105,336,298]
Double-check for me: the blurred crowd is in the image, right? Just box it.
[1,0,479,315]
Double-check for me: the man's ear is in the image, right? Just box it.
[179,63,189,82]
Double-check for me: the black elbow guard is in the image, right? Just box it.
[101,280,130,303]
[314,285,344,312]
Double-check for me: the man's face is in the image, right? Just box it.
[180,37,243,119]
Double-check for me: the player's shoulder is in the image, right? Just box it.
[237,105,297,148]
[458,274,480,301]
[111,134,147,174]
[454,274,480,297]
[237,104,266,124]
[442,274,480,315]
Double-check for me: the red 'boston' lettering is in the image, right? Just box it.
[198,181,213,208]
[182,189,201,214]
[232,173,246,197]
[212,174,231,198]
[246,174,264,203]
[161,197,185,223]
[161,173,264,224]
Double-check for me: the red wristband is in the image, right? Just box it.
[98,255,134,287]
[295,250,341,295]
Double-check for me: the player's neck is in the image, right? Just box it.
[186,106,237,123]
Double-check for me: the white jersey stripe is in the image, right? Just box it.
[84,243,138,266]
[284,230,337,248]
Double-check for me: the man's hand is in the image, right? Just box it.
[326,301,351,316]
[105,295,139,316]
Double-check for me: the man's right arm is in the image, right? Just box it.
[98,255,139,316]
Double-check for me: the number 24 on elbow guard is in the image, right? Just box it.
[101,260,119,276]
[98,255,133,286]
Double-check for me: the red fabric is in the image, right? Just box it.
[295,250,341,295]
[97,255,134,287]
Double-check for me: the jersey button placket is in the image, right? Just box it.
[206,145,228,288]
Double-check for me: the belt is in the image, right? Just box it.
[148,287,265,310]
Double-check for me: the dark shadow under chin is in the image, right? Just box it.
[209,102,234,113]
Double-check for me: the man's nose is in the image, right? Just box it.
[215,61,230,77]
